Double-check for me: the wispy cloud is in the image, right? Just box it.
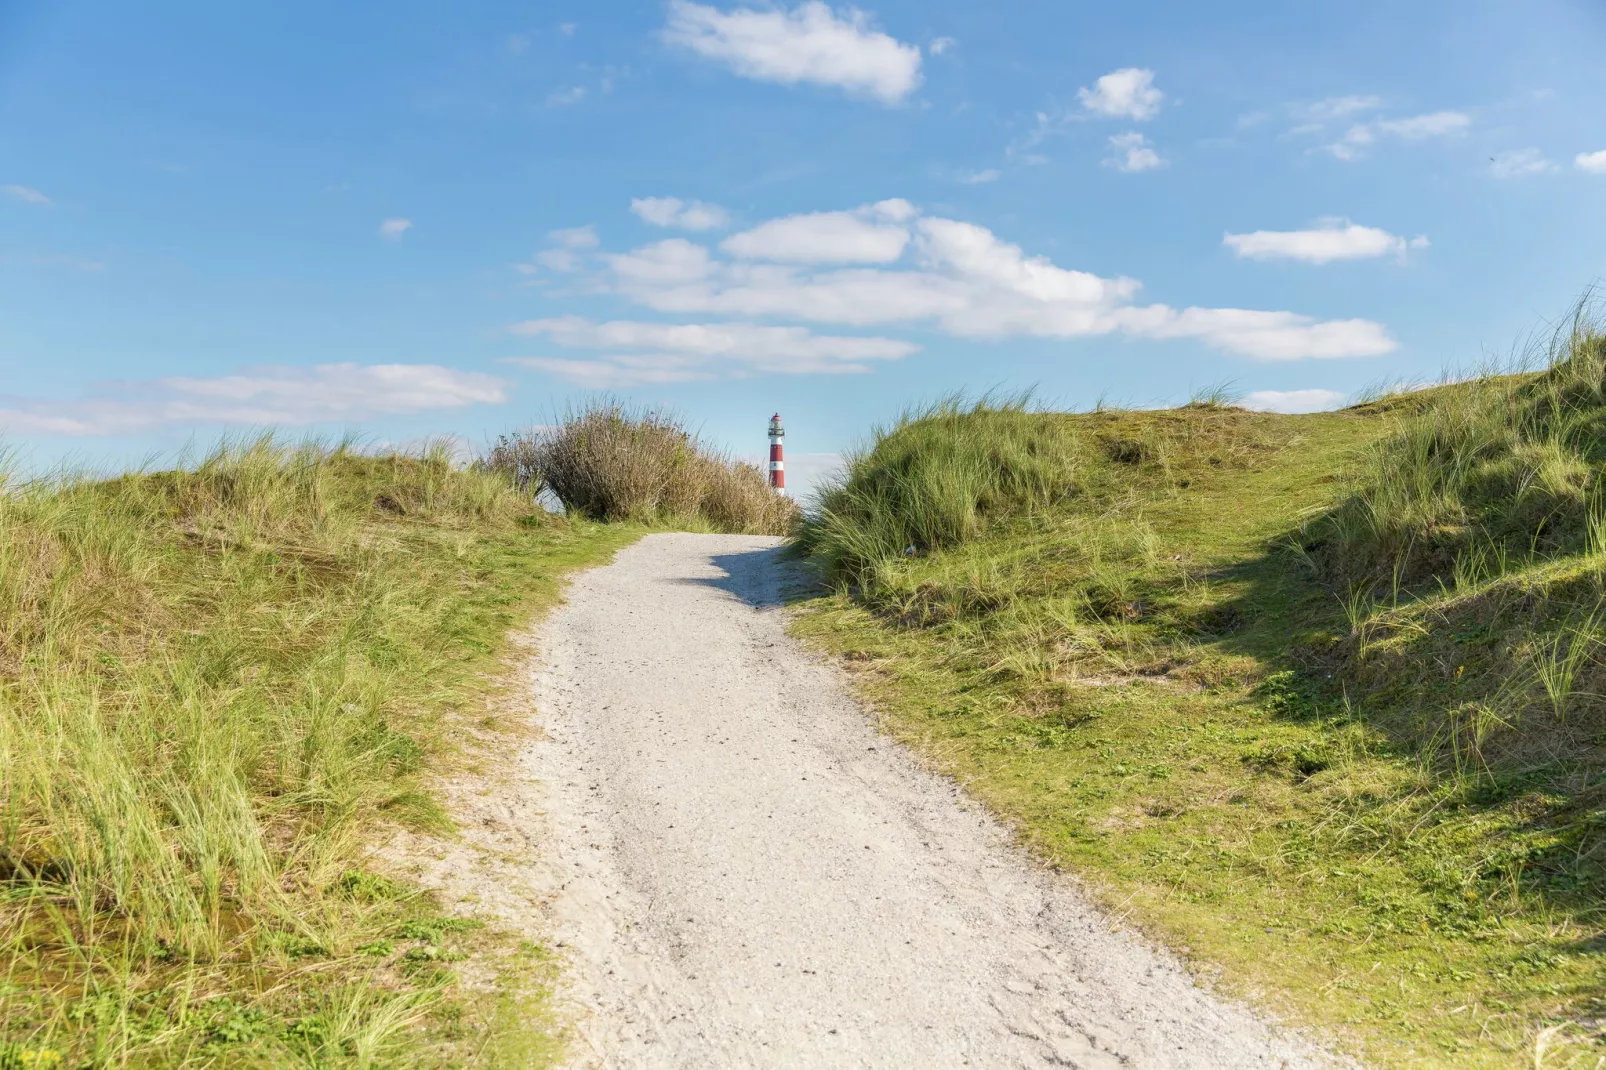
[0,364,507,436]
[1241,388,1347,413]
[3,184,51,205]
[1078,67,1164,121]
[1376,111,1471,139]
[631,196,730,231]
[506,315,919,384]
[379,218,413,241]
[546,85,587,106]
[1224,220,1427,264]
[1307,108,1470,160]
[1104,132,1165,173]
[1295,95,1382,123]
[663,1,922,105]
[1490,148,1556,178]
[928,36,955,56]
[957,168,1001,185]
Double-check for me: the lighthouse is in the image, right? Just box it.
[767,413,785,493]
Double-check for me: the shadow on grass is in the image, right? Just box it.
[1201,530,1606,933]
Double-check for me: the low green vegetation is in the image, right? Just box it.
[0,438,636,1067]
[792,320,1606,1067]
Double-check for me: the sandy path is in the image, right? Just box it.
[527,533,1338,1069]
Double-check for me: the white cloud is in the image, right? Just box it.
[958,168,1001,185]
[1223,220,1426,264]
[1578,150,1606,174]
[1324,124,1375,160]
[1241,388,1348,413]
[663,1,922,105]
[590,200,1395,361]
[1104,132,1164,172]
[512,315,914,363]
[506,355,714,389]
[631,196,730,231]
[506,316,918,384]
[1125,307,1396,361]
[721,201,912,262]
[1297,95,1382,123]
[608,238,716,283]
[1078,68,1163,121]
[0,364,507,436]
[1322,110,1469,159]
[3,185,51,205]
[379,218,412,241]
[550,225,600,249]
[546,85,586,106]
[1490,148,1556,178]
[1376,111,1470,139]
[929,36,955,56]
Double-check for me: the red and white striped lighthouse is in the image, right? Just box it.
[767,413,785,493]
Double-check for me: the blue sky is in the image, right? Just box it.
[3,0,1605,497]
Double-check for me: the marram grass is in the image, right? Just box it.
[794,359,1606,1067]
[0,437,633,1066]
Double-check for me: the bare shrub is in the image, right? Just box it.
[489,401,795,534]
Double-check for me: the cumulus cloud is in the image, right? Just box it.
[721,200,914,262]
[379,218,413,241]
[0,364,508,436]
[1241,388,1348,413]
[3,184,51,205]
[1223,220,1427,264]
[1078,68,1164,121]
[585,200,1396,361]
[663,1,922,104]
[1490,148,1556,178]
[1104,132,1164,173]
[506,315,918,384]
[1578,150,1606,174]
[631,196,730,231]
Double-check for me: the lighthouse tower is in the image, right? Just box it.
[767,413,785,493]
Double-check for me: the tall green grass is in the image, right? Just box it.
[489,401,794,534]
[0,437,614,1065]
[796,398,1082,586]
[791,377,1606,1063]
[1314,306,1606,586]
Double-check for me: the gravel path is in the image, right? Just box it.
[528,533,1339,1069]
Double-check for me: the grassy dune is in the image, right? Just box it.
[793,326,1606,1067]
[0,439,636,1067]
